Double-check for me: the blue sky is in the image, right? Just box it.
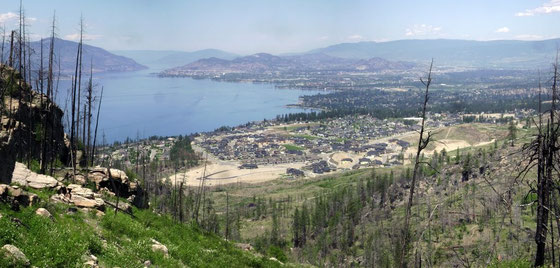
[1,0,559,54]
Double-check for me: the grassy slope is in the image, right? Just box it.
[0,197,282,267]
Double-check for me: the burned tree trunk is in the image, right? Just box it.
[400,59,434,267]
[8,31,14,68]
[91,86,103,166]
[86,64,93,167]
[532,57,559,267]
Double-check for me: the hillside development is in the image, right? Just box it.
[162,118,512,186]
[196,123,537,267]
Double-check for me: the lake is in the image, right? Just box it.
[56,68,322,142]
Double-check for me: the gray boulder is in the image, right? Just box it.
[12,162,58,189]
[2,244,30,266]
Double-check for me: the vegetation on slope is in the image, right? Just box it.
[0,197,282,267]
[194,123,544,267]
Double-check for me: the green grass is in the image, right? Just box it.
[0,195,283,267]
[0,203,101,267]
[282,144,304,151]
[101,210,281,267]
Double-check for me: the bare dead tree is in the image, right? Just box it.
[76,17,84,145]
[195,152,209,224]
[91,86,103,166]
[400,59,434,267]
[523,56,560,267]
[85,62,93,168]
[18,0,22,76]
[0,24,5,118]
[226,191,230,240]
[22,9,31,86]
[82,103,86,163]
[179,182,184,223]
[45,13,56,175]
[39,37,49,173]
[537,56,559,267]
[47,14,55,100]
[70,18,84,178]
[1,24,5,65]
[8,30,14,68]
[49,31,61,176]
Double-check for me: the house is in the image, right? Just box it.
[287,168,304,177]
[239,163,258,169]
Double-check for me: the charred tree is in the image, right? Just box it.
[400,59,435,267]
[91,86,103,166]
[85,63,93,168]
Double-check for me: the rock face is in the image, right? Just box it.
[87,167,148,209]
[2,244,30,266]
[0,65,67,184]
[12,162,59,189]
[48,166,149,211]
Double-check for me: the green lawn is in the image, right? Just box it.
[282,144,304,151]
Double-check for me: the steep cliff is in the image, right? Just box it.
[0,65,67,183]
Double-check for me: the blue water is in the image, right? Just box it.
[56,69,322,142]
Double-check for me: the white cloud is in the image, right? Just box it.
[0,12,36,25]
[515,34,544,40]
[318,35,329,41]
[0,12,18,24]
[516,0,560,16]
[405,24,442,37]
[64,33,102,41]
[373,38,390,43]
[495,27,510,33]
[347,34,364,41]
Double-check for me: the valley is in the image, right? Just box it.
[1,1,559,266]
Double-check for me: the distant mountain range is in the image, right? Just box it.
[4,38,554,77]
[162,52,416,76]
[1,38,148,75]
[159,38,560,74]
[113,49,238,69]
[309,38,560,68]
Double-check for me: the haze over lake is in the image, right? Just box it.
[57,67,321,142]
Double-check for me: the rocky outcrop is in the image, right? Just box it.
[50,184,105,210]
[0,184,39,209]
[87,167,148,209]
[12,162,59,189]
[0,65,67,184]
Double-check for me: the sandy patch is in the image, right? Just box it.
[165,161,305,187]
[429,139,471,153]
[405,138,495,157]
